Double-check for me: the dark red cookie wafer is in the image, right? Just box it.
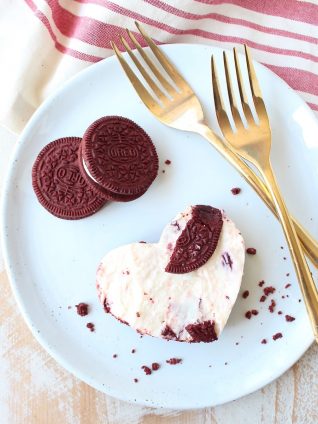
[82,116,158,196]
[165,205,223,274]
[32,137,106,220]
[78,146,146,202]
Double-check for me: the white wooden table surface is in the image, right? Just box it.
[1,126,318,424]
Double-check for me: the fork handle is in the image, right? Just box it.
[262,164,318,341]
[197,124,318,269]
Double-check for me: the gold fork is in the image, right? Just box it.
[211,46,318,341]
[110,22,318,269]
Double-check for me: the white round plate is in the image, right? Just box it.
[2,44,318,409]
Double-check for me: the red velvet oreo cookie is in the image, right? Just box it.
[78,146,146,202]
[165,205,223,274]
[82,116,158,196]
[32,137,106,220]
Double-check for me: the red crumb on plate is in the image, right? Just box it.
[258,280,265,287]
[273,332,283,340]
[285,283,291,289]
[141,366,152,375]
[260,295,267,302]
[264,286,276,296]
[152,363,160,371]
[134,378,138,383]
[113,354,118,358]
[231,187,241,195]
[75,303,89,316]
[166,358,182,365]
[246,248,257,255]
[269,299,276,313]
[245,310,258,319]
[242,290,249,299]
[131,349,136,354]
[165,159,171,165]
[261,339,267,344]
[86,322,95,332]
[285,315,295,322]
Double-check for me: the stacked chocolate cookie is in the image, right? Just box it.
[32,116,159,220]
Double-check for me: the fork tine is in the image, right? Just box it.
[244,45,269,123]
[233,47,255,125]
[135,21,192,92]
[244,45,262,98]
[119,36,167,102]
[111,41,160,111]
[211,55,232,137]
[223,51,244,130]
[126,29,176,97]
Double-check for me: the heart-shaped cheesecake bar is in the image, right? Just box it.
[97,205,245,343]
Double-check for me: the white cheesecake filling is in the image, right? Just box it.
[97,206,245,342]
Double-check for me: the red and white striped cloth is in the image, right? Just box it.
[0,0,317,133]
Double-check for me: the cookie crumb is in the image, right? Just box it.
[231,187,241,195]
[260,295,267,302]
[86,322,95,332]
[141,366,152,375]
[242,290,249,299]
[264,286,276,296]
[166,358,182,365]
[165,159,171,165]
[113,354,118,359]
[285,315,295,322]
[152,363,160,371]
[75,303,89,316]
[246,247,256,255]
[261,339,267,344]
[285,283,291,289]
[131,349,136,354]
[258,280,265,287]
[273,332,283,341]
[245,309,258,319]
[269,299,276,313]
[134,378,138,383]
